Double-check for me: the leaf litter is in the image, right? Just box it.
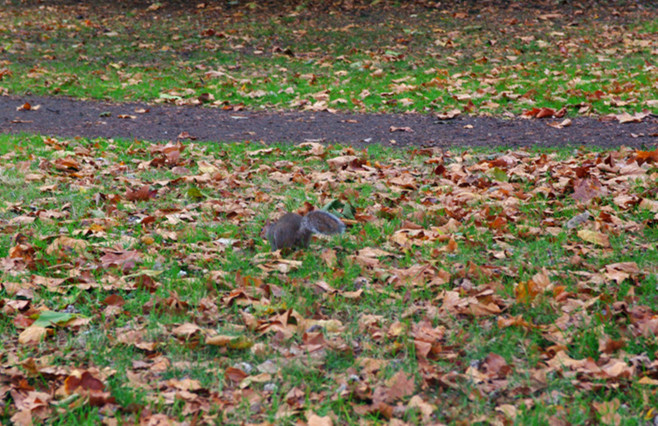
[1,135,657,423]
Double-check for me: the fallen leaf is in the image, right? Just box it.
[577,229,610,247]
[18,326,48,345]
[389,126,414,133]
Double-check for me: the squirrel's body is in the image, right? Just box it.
[266,211,345,250]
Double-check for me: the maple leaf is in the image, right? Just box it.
[571,177,606,203]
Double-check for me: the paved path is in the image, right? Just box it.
[2,95,657,149]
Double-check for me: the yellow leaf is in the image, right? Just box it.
[577,229,610,247]
[206,334,253,350]
[18,326,48,345]
[638,376,658,386]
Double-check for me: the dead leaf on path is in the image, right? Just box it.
[177,131,197,140]
[436,109,461,120]
[522,106,565,119]
[613,111,650,123]
[547,118,572,128]
[17,102,40,111]
[389,126,414,132]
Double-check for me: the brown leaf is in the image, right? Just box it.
[165,378,203,391]
[100,250,142,269]
[125,185,155,201]
[436,109,461,120]
[172,323,202,338]
[547,118,572,128]
[482,353,511,378]
[639,198,658,213]
[225,367,248,384]
[572,177,605,203]
[408,395,436,422]
[308,413,333,426]
[102,294,125,306]
[385,370,415,401]
[535,107,556,118]
[10,410,33,426]
[285,386,305,408]
[53,157,81,172]
[64,371,106,393]
[592,399,621,425]
[45,236,88,256]
[615,111,650,123]
[320,248,338,267]
[177,131,197,140]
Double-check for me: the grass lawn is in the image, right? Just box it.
[1,133,658,424]
[0,2,656,116]
[1,1,658,423]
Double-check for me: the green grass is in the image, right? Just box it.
[0,3,656,115]
[1,133,658,423]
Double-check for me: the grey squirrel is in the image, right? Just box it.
[265,210,345,250]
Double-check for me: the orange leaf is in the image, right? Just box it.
[515,280,539,303]
[535,107,556,118]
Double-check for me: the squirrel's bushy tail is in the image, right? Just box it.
[301,210,345,235]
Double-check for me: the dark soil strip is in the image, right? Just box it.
[1,95,657,149]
